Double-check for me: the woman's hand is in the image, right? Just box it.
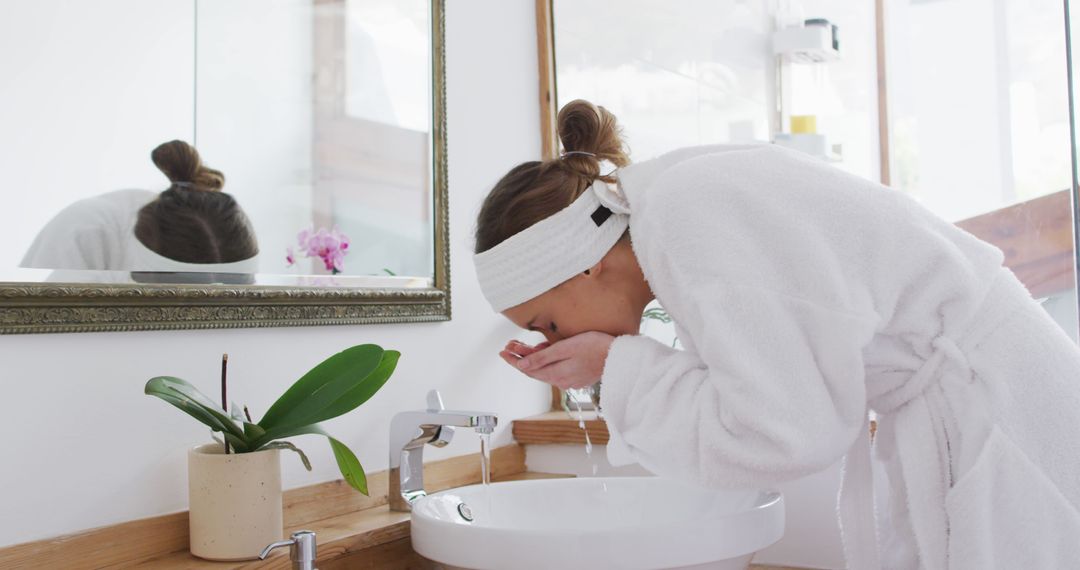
[499,332,616,390]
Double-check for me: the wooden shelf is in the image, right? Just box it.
[512,411,611,446]
[0,445,571,570]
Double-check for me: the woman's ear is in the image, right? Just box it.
[583,260,603,276]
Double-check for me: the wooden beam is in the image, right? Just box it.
[956,189,1076,299]
[535,0,559,160]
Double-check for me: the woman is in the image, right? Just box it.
[22,140,259,274]
[473,100,1080,569]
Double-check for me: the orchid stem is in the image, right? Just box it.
[221,353,229,454]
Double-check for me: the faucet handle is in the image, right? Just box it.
[426,389,445,412]
[426,390,455,446]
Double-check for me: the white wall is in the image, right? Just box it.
[0,0,549,548]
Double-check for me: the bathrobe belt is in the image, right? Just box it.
[840,271,1025,570]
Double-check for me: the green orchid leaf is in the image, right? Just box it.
[243,422,266,440]
[147,384,241,439]
[248,424,367,495]
[262,441,312,471]
[207,431,250,453]
[258,345,392,431]
[328,436,367,495]
[153,391,229,433]
[247,423,326,451]
[222,431,250,453]
[145,377,244,439]
[309,350,399,423]
[207,429,249,453]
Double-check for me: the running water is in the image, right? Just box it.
[479,431,492,486]
[566,388,600,476]
[478,431,493,521]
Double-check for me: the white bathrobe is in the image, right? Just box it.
[599,144,1080,569]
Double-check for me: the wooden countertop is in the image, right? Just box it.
[3,419,814,570]
[0,445,570,570]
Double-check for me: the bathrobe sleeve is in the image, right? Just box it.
[600,147,881,488]
[21,190,154,271]
[21,217,112,271]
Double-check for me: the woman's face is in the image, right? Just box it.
[501,244,651,342]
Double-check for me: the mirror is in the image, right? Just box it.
[0,0,449,333]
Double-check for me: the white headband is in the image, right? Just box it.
[474,179,631,312]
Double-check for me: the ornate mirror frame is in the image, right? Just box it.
[0,0,449,334]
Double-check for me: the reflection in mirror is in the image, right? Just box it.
[21,140,259,276]
[0,0,435,286]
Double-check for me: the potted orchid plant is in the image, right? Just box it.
[145,344,398,561]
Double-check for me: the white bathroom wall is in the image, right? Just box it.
[0,0,550,548]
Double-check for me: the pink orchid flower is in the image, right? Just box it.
[288,226,350,274]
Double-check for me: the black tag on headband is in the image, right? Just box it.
[591,205,613,227]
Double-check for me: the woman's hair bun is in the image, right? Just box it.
[151,140,225,192]
[556,99,630,178]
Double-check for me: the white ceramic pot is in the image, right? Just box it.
[188,443,283,561]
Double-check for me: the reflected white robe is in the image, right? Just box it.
[599,144,1080,569]
[21,189,156,271]
[21,189,258,275]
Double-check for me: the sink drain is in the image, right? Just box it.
[457,502,474,521]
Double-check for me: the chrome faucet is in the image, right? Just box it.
[259,530,317,570]
[389,390,497,511]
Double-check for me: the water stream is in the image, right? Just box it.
[479,431,492,485]
[475,388,605,524]
[566,388,600,477]
[478,431,493,521]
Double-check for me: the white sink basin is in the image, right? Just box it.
[410,477,784,570]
